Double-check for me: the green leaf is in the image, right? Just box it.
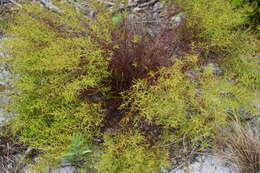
[112,15,122,25]
[72,135,84,146]
[81,150,92,154]
[231,0,243,6]
[0,19,5,25]
[251,1,258,9]
[63,151,76,157]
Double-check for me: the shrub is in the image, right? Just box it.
[95,130,169,173]
[82,12,190,92]
[176,0,251,55]
[122,55,258,150]
[168,0,259,89]
[231,0,260,30]
[1,0,259,172]
[3,3,110,171]
[2,1,179,171]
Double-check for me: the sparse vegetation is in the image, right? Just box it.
[0,0,259,172]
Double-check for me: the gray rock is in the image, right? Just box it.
[0,36,8,57]
[171,13,184,27]
[19,166,37,173]
[39,0,63,13]
[185,69,201,78]
[152,2,162,12]
[0,68,12,86]
[172,16,182,24]
[0,113,8,123]
[203,63,223,76]
[171,155,238,173]
[128,0,153,6]
[48,166,77,173]
[20,165,78,173]
[132,6,142,12]
[0,0,10,6]
[128,0,138,6]
[0,37,11,126]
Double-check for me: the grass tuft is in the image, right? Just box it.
[217,121,260,173]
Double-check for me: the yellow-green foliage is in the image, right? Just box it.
[162,0,259,93]
[123,56,258,147]
[3,2,110,169]
[165,0,260,83]
[187,0,260,89]
[96,131,169,173]
[223,53,260,89]
[179,0,250,54]
[169,0,260,87]
[2,2,173,172]
[1,0,259,172]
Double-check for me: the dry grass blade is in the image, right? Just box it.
[0,136,17,173]
[0,125,28,173]
[218,121,260,173]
